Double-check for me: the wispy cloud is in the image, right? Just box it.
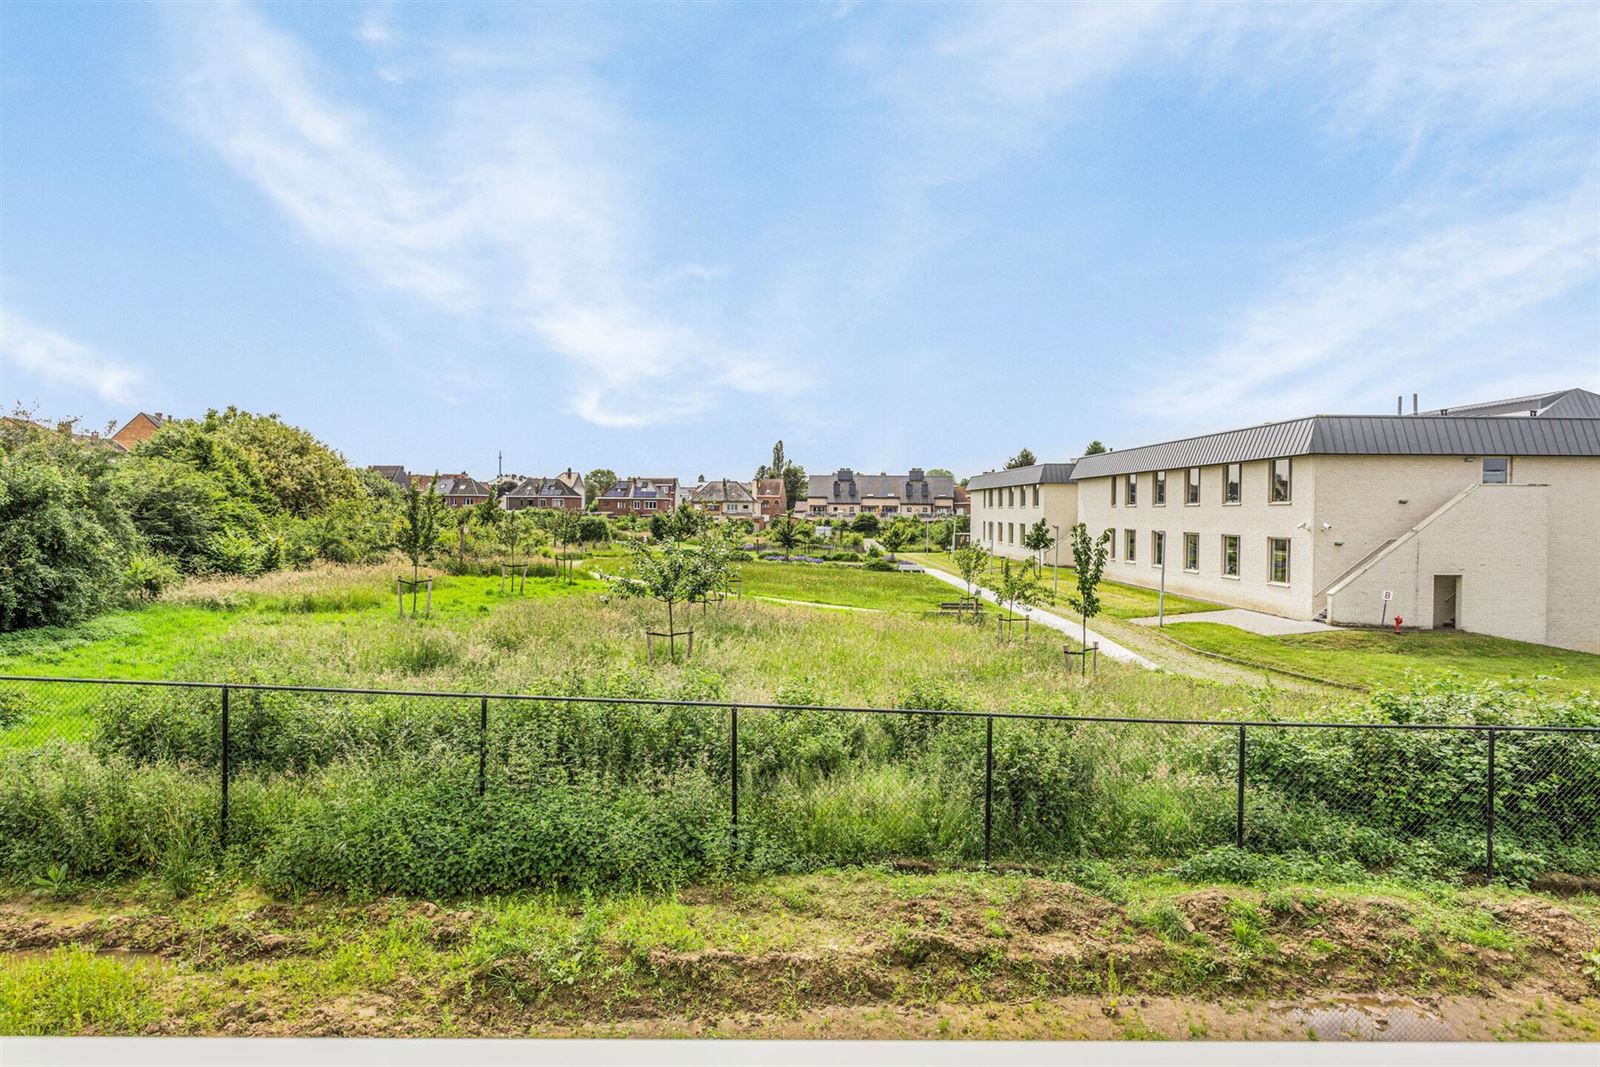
[850,2,1600,423]
[0,308,147,405]
[162,1,785,426]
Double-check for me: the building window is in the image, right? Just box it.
[1224,463,1241,504]
[1482,457,1510,484]
[1183,533,1199,572]
[1111,477,1118,506]
[1008,522,1014,544]
[1221,535,1240,577]
[1154,471,1166,505]
[1270,458,1292,503]
[1124,528,1137,562]
[1126,474,1137,506]
[1032,485,1039,507]
[1186,468,1200,505]
[1152,530,1165,567]
[1268,537,1291,584]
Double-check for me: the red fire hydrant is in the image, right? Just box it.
[1393,615,1403,633]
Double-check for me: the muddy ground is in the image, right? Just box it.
[2,869,1597,1040]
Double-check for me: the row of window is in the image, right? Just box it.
[980,485,1041,509]
[983,520,1029,545]
[1112,460,1293,508]
[1110,529,1292,585]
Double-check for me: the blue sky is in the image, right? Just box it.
[2,2,1597,480]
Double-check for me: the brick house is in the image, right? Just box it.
[803,468,959,520]
[755,477,787,526]
[111,412,165,451]
[595,477,679,516]
[416,472,491,508]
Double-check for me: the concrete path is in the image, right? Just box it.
[917,565,1160,670]
[1130,607,1335,636]
[748,595,881,613]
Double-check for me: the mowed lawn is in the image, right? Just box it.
[904,552,1226,619]
[1163,622,1600,695]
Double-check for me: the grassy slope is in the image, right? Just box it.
[2,870,1595,1038]
[1161,623,1600,695]
[737,560,952,613]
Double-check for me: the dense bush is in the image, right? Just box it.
[0,674,1594,895]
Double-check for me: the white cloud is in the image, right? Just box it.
[0,308,146,405]
[1146,181,1600,425]
[163,1,785,426]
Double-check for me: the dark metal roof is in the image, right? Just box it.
[1415,387,1600,419]
[1070,415,1600,479]
[967,463,1078,490]
[506,475,580,499]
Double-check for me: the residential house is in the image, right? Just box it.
[417,472,492,508]
[754,477,787,526]
[368,465,410,490]
[687,478,758,521]
[1059,388,1600,652]
[111,412,165,451]
[952,485,971,517]
[504,472,584,511]
[802,468,959,520]
[968,463,1079,563]
[595,477,679,516]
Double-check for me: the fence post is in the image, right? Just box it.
[984,716,994,866]
[730,707,740,866]
[1235,724,1246,848]
[1486,728,1496,884]
[220,685,231,851]
[478,696,488,797]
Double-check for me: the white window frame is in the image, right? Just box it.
[1221,534,1240,578]
[1223,463,1242,505]
[1152,530,1165,567]
[1185,468,1201,505]
[1267,537,1291,585]
[1482,457,1510,485]
[1154,470,1166,506]
[1183,532,1199,573]
[1124,528,1137,563]
[1269,458,1292,504]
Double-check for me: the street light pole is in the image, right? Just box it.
[1158,549,1167,627]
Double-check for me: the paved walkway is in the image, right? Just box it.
[1130,607,1335,636]
[917,566,1160,670]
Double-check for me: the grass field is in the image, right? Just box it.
[904,552,1226,619]
[3,867,1595,1039]
[1161,623,1600,695]
[737,560,951,613]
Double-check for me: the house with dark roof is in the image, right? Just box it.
[504,471,584,511]
[754,477,787,526]
[1020,387,1600,652]
[595,477,679,516]
[368,465,410,489]
[687,478,758,522]
[969,463,1079,563]
[418,472,492,508]
[802,468,959,520]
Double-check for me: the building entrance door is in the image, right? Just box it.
[1432,575,1460,629]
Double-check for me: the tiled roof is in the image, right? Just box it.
[688,479,755,503]
[806,469,957,504]
[507,475,581,499]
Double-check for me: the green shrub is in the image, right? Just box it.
[0,945,161,1035]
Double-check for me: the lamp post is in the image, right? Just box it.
[1158,543,1167,627]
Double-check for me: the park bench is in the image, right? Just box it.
[936,599,984,616]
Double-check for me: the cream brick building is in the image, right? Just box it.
[991,388,1600,652]
[967,463,1079,564]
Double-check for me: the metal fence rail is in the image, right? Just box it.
[1,674,1597,885]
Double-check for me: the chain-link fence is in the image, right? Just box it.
[1,675,1596,893]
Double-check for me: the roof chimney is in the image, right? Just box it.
[1396,395,1402,416]
[1412,393,1418,415]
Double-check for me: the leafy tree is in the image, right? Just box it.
[952,540,990,610]
[577,515,610,545]
[1022,518,1056,571]
[1005,448,1037,469]
[850,512,880,536]
[610,534,733,660]
[1065,523,1113,654]
[994,558,1041,629]
[770,511,802,561]
[1083,440,1108,455]
[877,522,911,561]
[394,474,443,587]
[585,469,617,509]
[651,501,704,543]
[550,510,584,583]
[926,467,953,477]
